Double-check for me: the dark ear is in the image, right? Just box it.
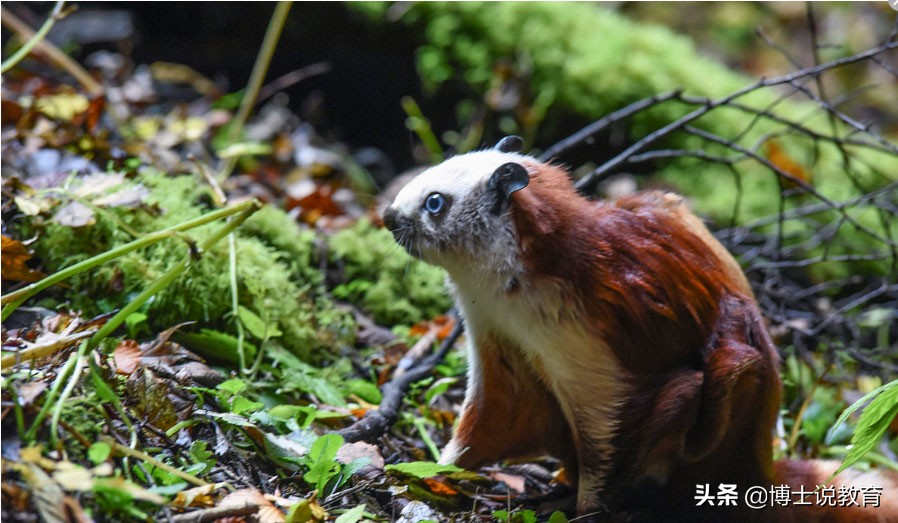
[487,162,529,215]
[494,135,523,153]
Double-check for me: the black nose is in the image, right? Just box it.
[382,207,399,232]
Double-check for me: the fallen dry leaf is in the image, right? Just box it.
[17,381,49,406]
[489,471,526,493]
[336,441,385,470]
[172,483,219,508]
[1,235,45,283]
[552,466,571,486]
[422,477,458,496]
[60,496,92,523]
[19,463,66,523]
[285,497,328,522]
[52,462,94,492]
[1,481,31,512]
[113,340,142,375]
[220,489,284,523]
[53,201,95,227]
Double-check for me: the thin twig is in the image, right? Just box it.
[539,90,682,161]
[339,320,464,442]
[102,437,209,487]
[574,39,898,192]
[0,6,103,96]
[170,504,259,523]
[218,1,293,181]
[1,1,65,73]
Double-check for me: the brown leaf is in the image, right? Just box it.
[1,235,45,283]
[422,477,458,496]
[489,471,526,493]
[1,482,31,512]
[552,466,571,487]
[2,99,24,125]
[219,489,284,523]
[286,181,344,224]
[113,340,142,375]
[128,369,180,430]
[61,496,93,523]
[17,381,49,406]
[172,483,218,508]
[285,497,327,522]
[84,96,105,132]
[350,407,370,419]
[20,463,67,523]
[764,140,813,189]
[336,441,385,470]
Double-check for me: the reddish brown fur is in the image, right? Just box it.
[452,160,898,521]
[451,333,576,471]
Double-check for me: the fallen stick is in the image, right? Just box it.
[170,503,258,523]
[0,6,104,97]
[338,320,464,443]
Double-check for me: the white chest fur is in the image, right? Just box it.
[449,270,627,501]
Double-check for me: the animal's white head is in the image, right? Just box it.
[383,136,532,275]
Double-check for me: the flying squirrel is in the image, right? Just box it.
[382,137,898,522]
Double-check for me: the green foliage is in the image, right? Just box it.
[384,461,462,478]
[329,219,451,325]
[549,511,570,523]
[87,442,112,464]
[493,509,537,523]
[20,169,353,358]
[828,379,898,477]
[303,433,345,495]
[799,387,844,445]
[335,504,367,523]
[188,441,216,475]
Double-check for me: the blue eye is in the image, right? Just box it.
[425,193,445,214]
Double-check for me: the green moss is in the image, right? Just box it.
[329,220,451,325]
[23,169,352,358]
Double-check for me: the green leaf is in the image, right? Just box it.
[268,405,304,420]
[188,441,216,474]
[218,142,272,159]
[91,368,117,403]
[176,329,257,366]
[217,378,246,396]
[493,510,509,522]
[148,483,188,496]
[238,305,268,340]
[347,379,382,404]
[548,511,569,523]
[303,433,344,495]
[88,442,111,464]
[230,395,264,414]
[385,461,462,478]
[125,312,148,338]
[335,504,366,523]
[827,379,898,444]
[832,381,898,478]
[424,377,457,404]
[199,410,257,428]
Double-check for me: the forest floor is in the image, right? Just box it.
[2,4,897,523]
